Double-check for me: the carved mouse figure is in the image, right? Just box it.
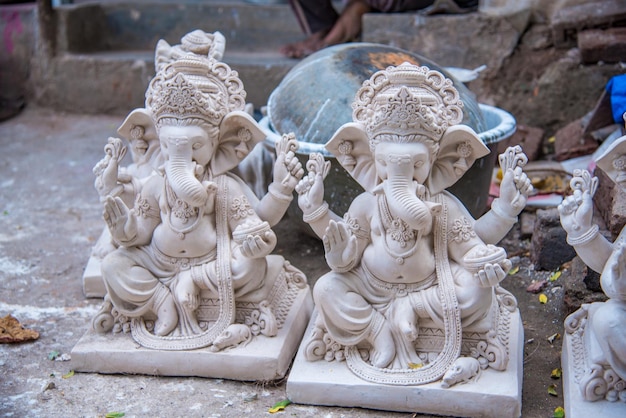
[210,324,252,352]
[441,356,482,388]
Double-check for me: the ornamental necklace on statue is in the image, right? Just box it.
[378,195,419,265]
[164,179,204,239]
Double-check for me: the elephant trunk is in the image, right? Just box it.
[384,178,433,234]
[383,153,434,234]
[165,139,208,208]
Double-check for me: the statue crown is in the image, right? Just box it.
[146,33,245,127]
[353,63,464,143]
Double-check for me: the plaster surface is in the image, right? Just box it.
[287,310,523,418]
[72,286,312,381]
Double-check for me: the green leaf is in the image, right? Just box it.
[269,399,291,413]
[551,368,562,379]
[62,370,74,379]
[553,406,565,418]
[548,384,558,397]
[48,351,60,361]
[105,413,125,418]
[508,266,520,275]
[548,270,561,282]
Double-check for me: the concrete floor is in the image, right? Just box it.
[0,106,567,417]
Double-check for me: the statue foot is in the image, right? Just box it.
[367,319,395,368]
[154,294,178,336]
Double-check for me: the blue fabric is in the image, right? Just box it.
[606,74,626,124]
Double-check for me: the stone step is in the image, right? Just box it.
[40,0,304,114]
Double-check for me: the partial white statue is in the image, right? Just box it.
[559,129,626,406]
[89,30,309,352]
[295,63,532,387]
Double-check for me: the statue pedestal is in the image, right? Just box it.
[286,310,523,417]
[82,255,105,298]
[71,287,312,381]
[562,328,626,417]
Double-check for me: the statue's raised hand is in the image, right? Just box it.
[103,195,136,245]
[94,137,128,198]
[323,220,358,272]
[496,145,533,217]
[273,133,304,194]
[296,153,330,214]
[558,169,597,238]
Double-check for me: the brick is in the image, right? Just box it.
[554,118,599,161]
[551,0,626,47]
[579,27,626,64]
[508,124,544,161]
[593,166,626,238]
[530,208,577,271]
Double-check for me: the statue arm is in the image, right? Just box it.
[475,146,533,244]
[558,169,613,273]
[227,177,277,258]
[296,152,342,239]
[254,134,305,227]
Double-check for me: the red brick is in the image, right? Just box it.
[551,0,626,47]
[579,27,626,64]
[554,118,599,161]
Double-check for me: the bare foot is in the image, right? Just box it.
[280,30,327,58]
[367,318,395,368]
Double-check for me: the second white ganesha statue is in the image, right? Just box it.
[295,62,532,387]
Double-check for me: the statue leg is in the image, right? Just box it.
[313,271,395,368]
[101,249,178,336]
[589,299,626,380]
[414,264,493,329]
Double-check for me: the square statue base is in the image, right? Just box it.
[71,288,313,381]
[562,331,626,417]
[287,310,523,417]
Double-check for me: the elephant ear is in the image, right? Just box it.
[211,110,266,176]
[117,108,157,142]
[117,108,162,169]
[325,122,378,192]
[428,124,490,195]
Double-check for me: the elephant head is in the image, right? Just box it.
[144,30,265,208]
[326,63,490,231]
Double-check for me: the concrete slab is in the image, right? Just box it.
[287,310,523,418]
[72,285,313,381]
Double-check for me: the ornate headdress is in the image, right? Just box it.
[352,63,464,149]
[145,31,246,127]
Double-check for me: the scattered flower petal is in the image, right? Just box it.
[539,294,548,304]
[62,370,74,379]
[551,368,562,379]
[527,280,547,293]
[553,406,565,418]
[548,384,558,397]
[48,351,60,361]
[269,399,291,413]
[548,271,561,282]
[548,333,561,344]
[508,266,520,275]
[105,413,125,418]
[408,362,423,369]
